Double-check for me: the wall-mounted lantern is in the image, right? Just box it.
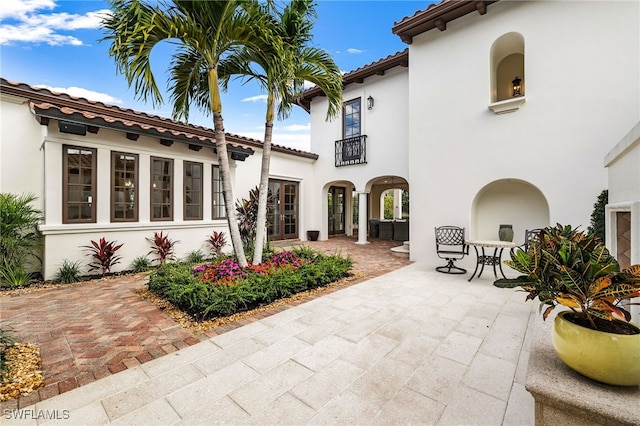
[367,95,374,110]
[512,76,522,97]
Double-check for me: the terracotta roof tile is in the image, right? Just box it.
[2,77,318,160]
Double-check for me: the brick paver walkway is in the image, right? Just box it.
[0,236,410,410]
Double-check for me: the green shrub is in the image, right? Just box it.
[55,259,83,284]
[0,263,32,288]
[587,189,608,243]
[131,256,152,273]
[0,193,42,286]
[185,250,206,264]
[148,250,352,321]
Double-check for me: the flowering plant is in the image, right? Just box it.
[193,251,308,286]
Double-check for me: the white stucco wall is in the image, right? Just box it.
[237,147,317,239]
[605,122,640,322]
[308,65,409,238]
[37,124,241,279]
[1,93,316,280]
[0,94,45,210]
[606,123,640,206]
[406,0,640,268]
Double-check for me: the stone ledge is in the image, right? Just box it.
[525,315,640,426]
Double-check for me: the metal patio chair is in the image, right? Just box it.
[435,226,468,274]
[511,228,543,255]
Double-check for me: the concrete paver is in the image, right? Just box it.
[2,238,537,424]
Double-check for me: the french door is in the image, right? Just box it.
[328,186,346,235]
[268,179,299,240]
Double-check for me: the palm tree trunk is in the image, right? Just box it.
[252,95,275,264]
[208,68,247,267]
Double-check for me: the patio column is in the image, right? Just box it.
[356,191,369,245]
[394,188,403,219]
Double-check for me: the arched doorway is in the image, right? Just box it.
[471,179,549,244]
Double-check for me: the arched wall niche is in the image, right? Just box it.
[490,32,525,102]
[470,179,549,244]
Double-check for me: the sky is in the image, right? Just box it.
[0,0,430,151]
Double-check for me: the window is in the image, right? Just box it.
[111,152,138,222]
[151,157,173,221]
[343,98,361,138]
[184,161,203,220]
[63,145,96,223]
[212,165,226,219]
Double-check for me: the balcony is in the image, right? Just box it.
[335,135,367,167]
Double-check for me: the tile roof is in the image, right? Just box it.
[0,78,319,160]
[392,0,499,44]
[298,1,501,109]
[298,49,409,112]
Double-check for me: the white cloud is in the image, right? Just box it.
[280,123,310,132]
[346,48,365,54]
[0,0,109,46]
[0,0,55,20]
[35,85,123,104]
[242,94,268,103]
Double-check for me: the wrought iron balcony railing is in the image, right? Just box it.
[335,135,367,167]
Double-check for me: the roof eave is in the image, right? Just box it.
[298,49,409,110]
[392,0,499,44]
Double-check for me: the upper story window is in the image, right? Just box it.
[343,98,361,138]
[63,145,96,223]
[212,165,225,219]
[184,161,203,220]
[151,157,173,221]
[111,152,138,222]
[490,32,525,102]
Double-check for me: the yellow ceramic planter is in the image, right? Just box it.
[552,311,640,386]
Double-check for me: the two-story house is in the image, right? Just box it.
[301,0,639,271]
[2,0,638,281]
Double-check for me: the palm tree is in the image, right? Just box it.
[221,0,342,264]
[101,0,275,267]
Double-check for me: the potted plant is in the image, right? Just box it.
[498,224,640,386]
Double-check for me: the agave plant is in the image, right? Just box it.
[82,237,123,276]
[503,224,640,330]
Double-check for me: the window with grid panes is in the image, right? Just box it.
[212,165,225,219]
[111,152,138,222]
[343,98,361,138]
[63,145,96,223]
[184,161,203,220]
[151,157,173,221]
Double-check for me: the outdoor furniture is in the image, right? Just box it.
[435,226,468,274]
[393,220,409,241]
[511,228,543,255]
[368,219,380,238]
[466,239,516,281]
[379,221,394,240]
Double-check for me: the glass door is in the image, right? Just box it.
[328,186,345,235]
[268,179,298,240]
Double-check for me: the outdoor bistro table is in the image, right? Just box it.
[465,240,516,282]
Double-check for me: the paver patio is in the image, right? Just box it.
[1,237,537,425]
[0,237,410,410]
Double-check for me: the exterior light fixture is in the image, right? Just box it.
[367,95,374,110]
[512,76,522,97]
